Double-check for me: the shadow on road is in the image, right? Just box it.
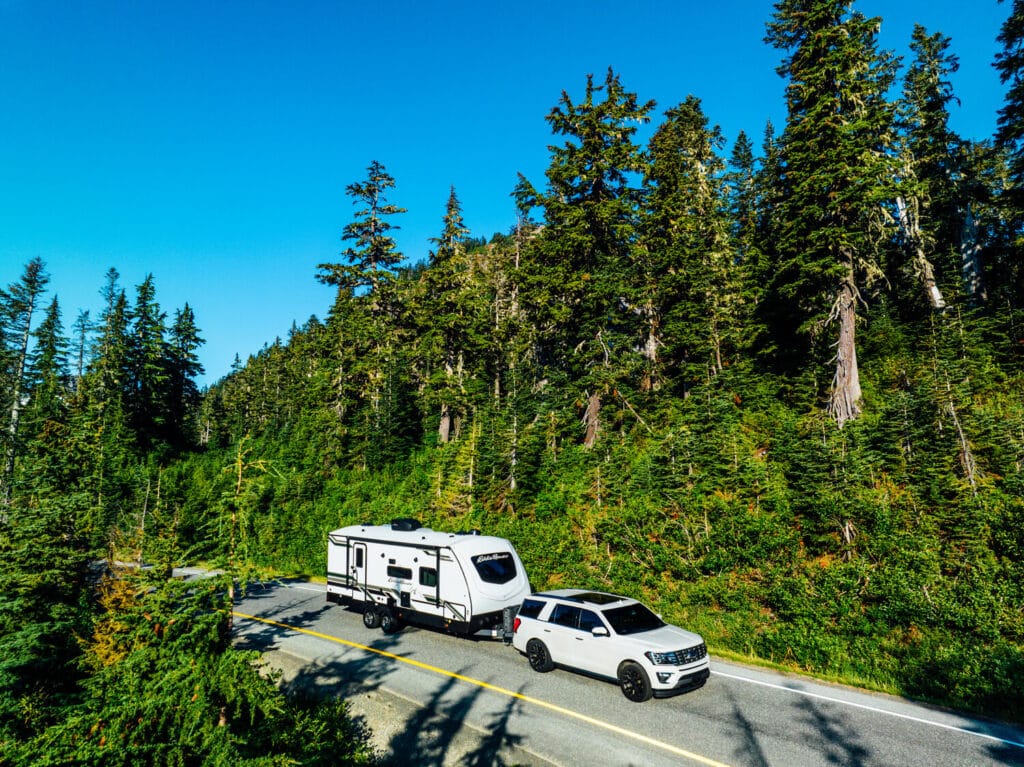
[383,668,530,767]
[231,580,536,766]
[987,740,1024,766]
[231,578,332,653]
[459,685,529,767]
[719,684,771,767]
[792,693,871,766]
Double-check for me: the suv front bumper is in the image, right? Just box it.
[651,665,711,698]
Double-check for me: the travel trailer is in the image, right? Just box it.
[326,518,530,638]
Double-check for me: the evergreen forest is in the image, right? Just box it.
[5,1,1024,762]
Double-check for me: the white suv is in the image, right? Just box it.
[511,589,710,702]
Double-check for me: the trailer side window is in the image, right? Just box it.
[354,548,364,568]
[471,552,517,584]
[387,565,413,580]
[419,567,438,587]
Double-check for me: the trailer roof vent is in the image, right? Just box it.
[390,517,422,532]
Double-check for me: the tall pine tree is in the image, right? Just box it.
[642,96,740,396]
[318,162,412,467]
[166,304,205,451]
[1,258,50,504]
[895,24,964,313]
[765,0,899,427]
[421,186,476,444]
[516,68,655,446]
[994,0,1024,312]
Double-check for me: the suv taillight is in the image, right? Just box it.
[513,617,521,633]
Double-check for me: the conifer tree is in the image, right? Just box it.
[642,96,740,395]
[749,120,788,366]
[996,0,1024,212]
[128,274,170,452]
[478,220,538,503]
[318,162,410,467]
[73,269,135,532]
[421,186,475,443]
[71,310,91,381]
[517,68,655,446]
[166,304,205,451]
[17,570,376,766]
[319,160,407,302]
[25,297,68,426]
[726,130,771,361]
[727,130,761,278]
[765,0,899,427]
[0,493,91,747]
[993,0,1024,309]
[19,297,72,492]
[91,269,132,404]
[895,24,964,312]
[1,258,50,504]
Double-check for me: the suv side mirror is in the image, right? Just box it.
[591,626,609,637]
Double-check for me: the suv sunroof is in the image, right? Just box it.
[568,592,624,605]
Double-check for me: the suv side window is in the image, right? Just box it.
[518,598,546,619]
[578,609,603,632]
[550,603,581,628]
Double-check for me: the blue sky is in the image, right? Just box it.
[0,0,1011,384]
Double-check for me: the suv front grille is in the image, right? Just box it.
[667,643,707,665]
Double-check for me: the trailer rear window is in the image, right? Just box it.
[471,552,516,584]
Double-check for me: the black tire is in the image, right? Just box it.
[362,605,381,629]
[380,609,404,634]
[618,661,653,702]
[526,639,554,672]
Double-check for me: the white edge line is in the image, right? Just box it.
[712,669,1024,750]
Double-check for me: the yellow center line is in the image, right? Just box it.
[233,610,733,767]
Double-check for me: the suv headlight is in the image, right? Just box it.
[644,650,674,665]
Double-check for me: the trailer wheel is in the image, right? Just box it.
[526,639,554,672]
[380,609,404,634]
[361,605,381,629]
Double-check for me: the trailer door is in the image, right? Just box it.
[351,542,367,593]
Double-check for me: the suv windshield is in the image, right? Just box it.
[602,603,664,635]
[471,552,517,584]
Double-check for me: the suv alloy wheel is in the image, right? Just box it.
[617,660,653,702]
[526,638,554,672]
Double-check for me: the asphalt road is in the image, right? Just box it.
[231,579,1024,767]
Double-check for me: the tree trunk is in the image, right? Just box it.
[639,298,660,392]
[2,291,39,504]
[945,373,978,494]
[438,403,451,444]
[960,205,987,304]
[582,392,601,448]
[509,413,518,492]
[895,196,946,309]
[828,266,862,429]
